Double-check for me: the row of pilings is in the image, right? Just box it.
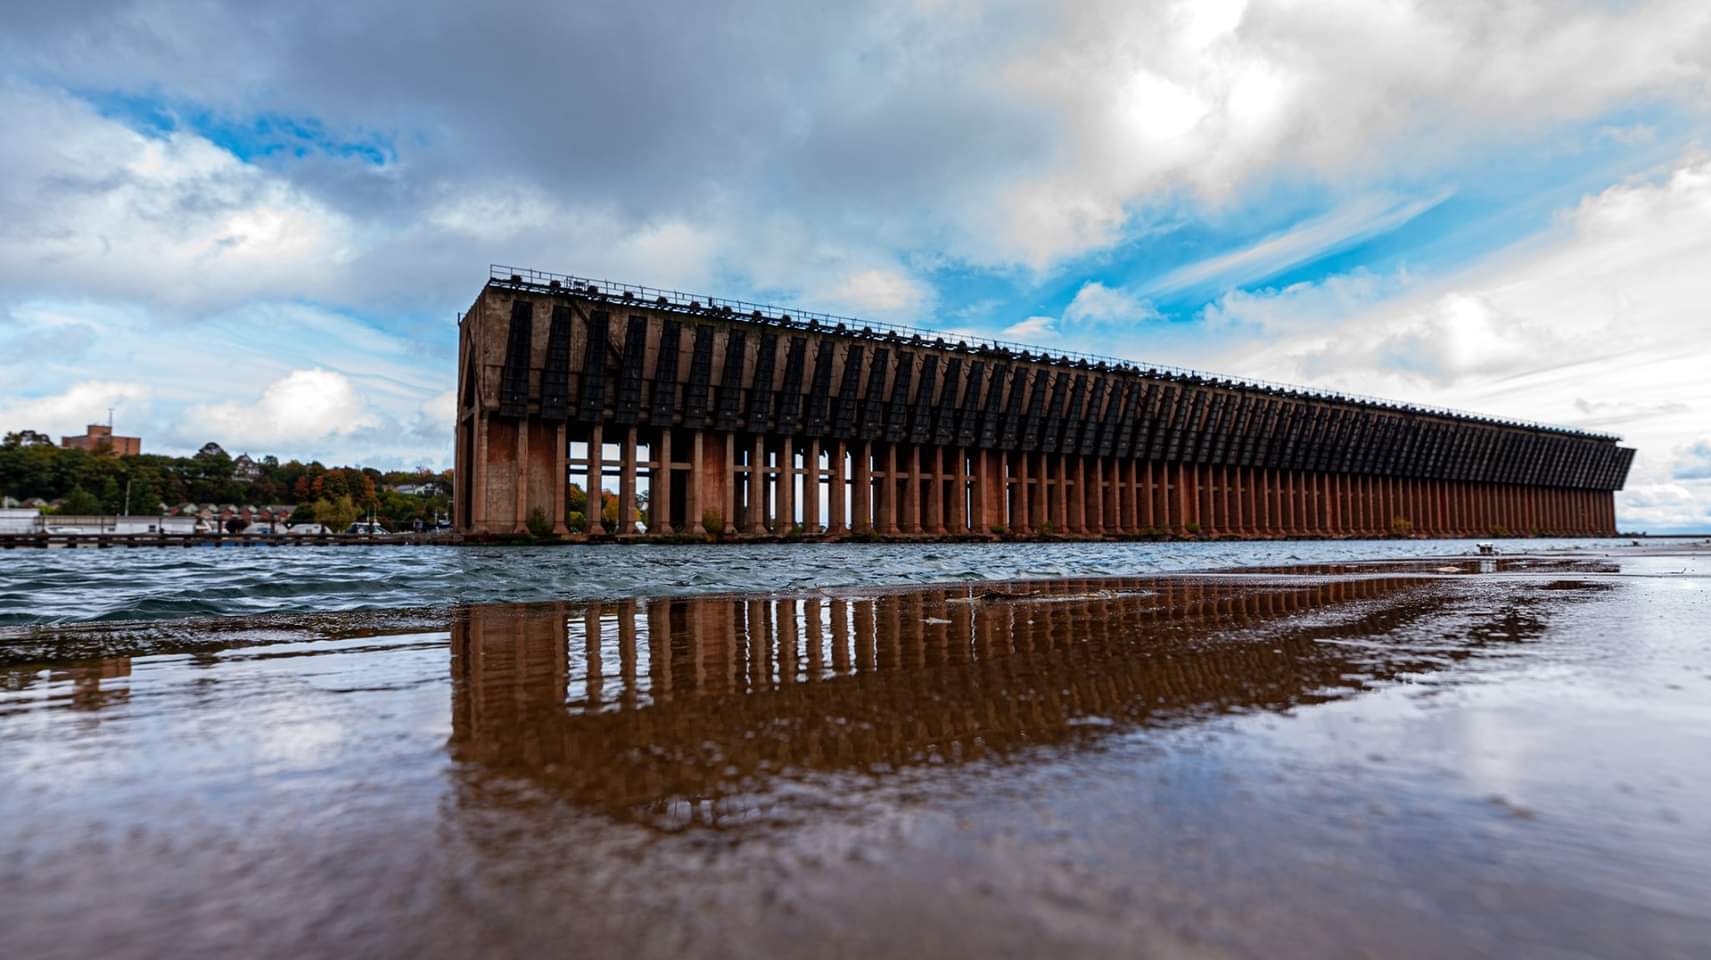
[468,423,1614,539]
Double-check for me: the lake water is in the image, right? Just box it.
[0,537,1643,625]
[2,549,1709,957]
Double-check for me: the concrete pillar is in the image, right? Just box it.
[471,411,488,531]
[587,423,605,535]
[1217,465,1232,536]
[747,434,766,535]
[1107,458,1122,531]
[1033,454,1047,531]
[928,446,946,535]
[830,440,848,533]
[1316,472,1329,534]
[723,433,737,534]
[903,445,922,534]
[972,450,988,531]
[805,438,821,533]
[1172,462,1189,535]
[1071,456,1088,534]
[1048,456,1065,533]
[853,441,872,532]
[979,450,1002,532]
[950,447,967,533]
[690,430,705,535]
[1146,460,1159,534]
[1014,451,1032,535]
[619,426,638,536]
[652,428,673,535]
[553,423,569,536]
[779,436,795,533]
[514,417,530,534]
[1257,467,1269,535]
[881,444,900,534]
[1124,460,1139,533]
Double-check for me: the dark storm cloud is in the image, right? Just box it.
[1,0,1059,301]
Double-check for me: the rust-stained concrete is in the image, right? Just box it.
[455,270,1633,540]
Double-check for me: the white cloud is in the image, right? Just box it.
[1143,191,1450,296]
[186,369,376,448]
[0,83,355,312]
[1172,154,1711,527]
[820,267,931,316]
[1618,482,1709,531]
[969,0,1711,266]
[0,381,152,440]
[1062,281,1160,327]
[1198,269,1405,336]
[1001,315,1057,340]
[1672,439,1711,481]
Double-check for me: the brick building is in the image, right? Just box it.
[60,424,141,456]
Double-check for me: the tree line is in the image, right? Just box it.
[1,430,452,530]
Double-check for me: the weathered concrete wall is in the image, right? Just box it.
[454,275,1633,540]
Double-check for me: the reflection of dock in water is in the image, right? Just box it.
[449,575,1554,825]
[1,658,132,713]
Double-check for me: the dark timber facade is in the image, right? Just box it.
[455,267,1633,540]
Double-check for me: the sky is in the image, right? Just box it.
[1,0,1709,530]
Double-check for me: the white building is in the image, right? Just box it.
[0,507,42,534]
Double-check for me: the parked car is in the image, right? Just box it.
[345,521,390,536]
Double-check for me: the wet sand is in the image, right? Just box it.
[3,550,1709,958]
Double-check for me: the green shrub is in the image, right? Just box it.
[1391,515,1413,537]
[526,507,554,539]
[702,510,724,534]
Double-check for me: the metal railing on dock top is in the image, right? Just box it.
[486,263,1620,442]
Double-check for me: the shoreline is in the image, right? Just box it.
[5,543,1701,667]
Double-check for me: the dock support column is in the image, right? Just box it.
[950,447,968,534]
[1144,462,1159,532]
[805,439,821,533]
[829,441,847,534]
[1123,460,1139,534]
[1048,456,1065,533]
[982,450,1003,533]
[748,435,766,535]
[690,430,705,535]
[972,450,989,532]
[723,434,736,534]
[471,411,488,533]
[587,423,606,535]
[1030,453,1046,532]
[1171,463,1187,535]
[1014,452,1032,535]
[553,423,569,536]
[619,426,638,536]
[853,441,872,533]
[1072,456,1089,535]
[514,418,531,534]
[779,436,795,534]
[902,445,922,534]
[881,444,900,535]
[928,446,946,535]
[1108,458,1122,532]
[652,428,673,535]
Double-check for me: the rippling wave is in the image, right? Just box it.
[0,538,1624,626]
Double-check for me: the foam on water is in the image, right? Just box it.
[0,538,1631,625]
